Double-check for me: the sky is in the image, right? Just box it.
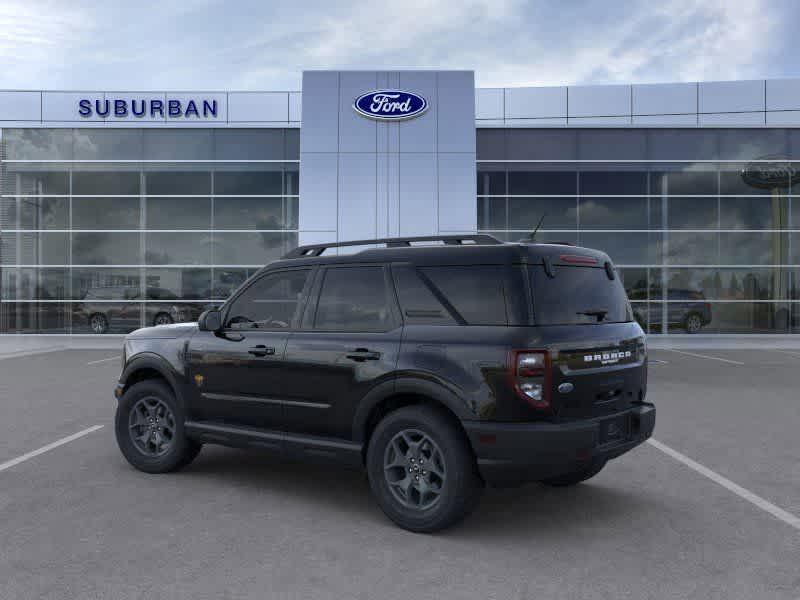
[0,0,797,91]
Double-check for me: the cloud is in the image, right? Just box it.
[0,0,791,90]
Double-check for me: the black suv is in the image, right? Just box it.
[114,235,655,532]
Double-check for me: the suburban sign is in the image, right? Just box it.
[78,98,219,119]
[353,90,428,121]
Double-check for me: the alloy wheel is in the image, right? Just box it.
[128,396,177,457]
[383,428,446,510]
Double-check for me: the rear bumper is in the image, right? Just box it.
[464,404,655,487]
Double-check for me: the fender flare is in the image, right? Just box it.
[119,353,186,408]
[352,376,474,443]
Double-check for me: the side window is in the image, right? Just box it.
[392,266,456,325]
[421,266,508,325]
[314,266,392,331]
[225,269,310,329]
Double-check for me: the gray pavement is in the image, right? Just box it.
[0,349,798,599]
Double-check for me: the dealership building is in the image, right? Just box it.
[1,70,800,336]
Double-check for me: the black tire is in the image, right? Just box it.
[539,460,606,487]
[153,312,174,327]
[684,312,703,334]
[115,379,201,474]
[366,405,483,533]
[89,313,109,334]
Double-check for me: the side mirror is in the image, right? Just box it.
[198,309,222,332]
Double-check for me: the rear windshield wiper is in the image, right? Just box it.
[577,309,609,322]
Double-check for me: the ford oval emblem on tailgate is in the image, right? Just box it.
[558,382,574,394]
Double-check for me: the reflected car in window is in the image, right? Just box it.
[633,290,712,334]
[73,286,205,334]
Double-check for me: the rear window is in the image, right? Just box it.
[530,265,633,325]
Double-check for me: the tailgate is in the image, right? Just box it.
[546,328,647,420]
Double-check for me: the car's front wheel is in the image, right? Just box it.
[89,313,109,334]
[366,405,483,533]
[685,313,703,334]
[115,379,201,473]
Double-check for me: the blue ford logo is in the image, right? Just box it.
[353,90,428,121]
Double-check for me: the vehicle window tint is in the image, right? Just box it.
[392,266,456,325]
[530,265,632,325]
[314,267,391,331]
[226,269,309,329]
[421,266,508,326]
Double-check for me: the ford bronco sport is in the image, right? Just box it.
[114,234,655,532]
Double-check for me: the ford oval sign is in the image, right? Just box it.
[353,90,428,121]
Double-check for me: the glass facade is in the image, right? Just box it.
[2,125,799,336]
[0,128,299,334]
[477,128,800,334]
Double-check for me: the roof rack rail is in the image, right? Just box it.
[283,234,502,259]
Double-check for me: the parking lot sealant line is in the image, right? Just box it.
[0,426,104,474]
[86,356,121,365]
[647,438,800,532]
[663,349,745,365]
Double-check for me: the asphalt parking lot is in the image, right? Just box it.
[0,348,798,599]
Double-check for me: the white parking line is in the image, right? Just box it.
[0,425,104,474]
[664,349,745,365]
[0,347,68,361]
[647,438,800,531]
[86,356,121,365]
[772,350,800,359]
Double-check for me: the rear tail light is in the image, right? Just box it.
[509,350,551,410]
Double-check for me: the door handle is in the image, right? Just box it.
[248,345,276,357]
[346,348,381,361]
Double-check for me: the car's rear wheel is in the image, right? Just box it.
[115,379,201,473]
[89,313,109,334]
[539,460,606,487]
[366,405,483,533]
[153,312,174,327]
[685,313,703,334]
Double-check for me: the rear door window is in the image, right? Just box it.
[313,266,393,331]
[530,265,632,325]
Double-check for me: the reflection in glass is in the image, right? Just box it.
[0,303,68,333]
[719,232,788,265]
[72,268,141,301]
[1,232,70,265]
[144,268,211,300]
[145,172,211,195]
[579,232,661,265]
[73,197,140,230]
[213,232,297,265]
[72,172,140,195]
[477,197,507,230]
[213,197,287,230]
[73,233,140,265]
[145,233,212,265]
[14,196,69,229]
[146,197,211,230]
[666,232,717,265]
[214,171,282,195]
[1,268,69,300]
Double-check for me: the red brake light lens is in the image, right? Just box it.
[559,254,598,265]
[509,350,551,410]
